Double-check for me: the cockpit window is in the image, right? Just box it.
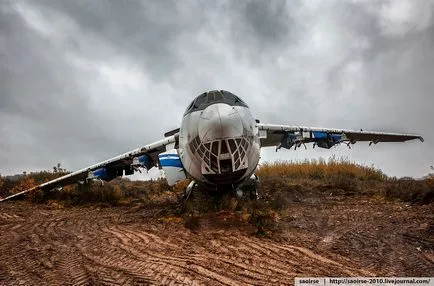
[207,90,223,102]
[184,90,248,116]
[207,92,215,102]
[186,101,194,112]
[215,92,223,100]
[234,95,246,105]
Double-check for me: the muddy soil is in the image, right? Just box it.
[0,190,433,285]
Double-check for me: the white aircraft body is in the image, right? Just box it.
[0,90,424,202]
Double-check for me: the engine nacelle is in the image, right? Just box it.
[279,132,304,150]
[131,155,152,169]
[87,167,120,182]
[313,132,343,149]
[158,149,186,186]
[124,154,154,176]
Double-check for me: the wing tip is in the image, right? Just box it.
[418,136,424,142]
[0,186,39,202]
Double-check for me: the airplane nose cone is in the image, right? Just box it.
[198,103,244,141]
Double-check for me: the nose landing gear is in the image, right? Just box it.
[180,173,260,210]
[182,180,197,201]
[236,174,260,200]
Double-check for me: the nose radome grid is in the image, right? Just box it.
[190,136,250,174]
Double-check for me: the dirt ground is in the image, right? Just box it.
[0,187,433,285]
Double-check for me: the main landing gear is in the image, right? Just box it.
[182,180,197,201]
[181,174,260,204]
[236,174,260,200]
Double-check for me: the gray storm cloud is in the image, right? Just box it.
[0,0,432,178]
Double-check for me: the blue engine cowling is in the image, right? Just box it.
[158,149,186,186]
[279,133,304,150]
[91,167,119,181]
[93,168,109,180]
[134,155,152,169]
[313,132,343,149]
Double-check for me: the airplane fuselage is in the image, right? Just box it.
[178,91,260,188]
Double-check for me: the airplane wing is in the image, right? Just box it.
[0,134,178,202]
[257,123,424,150]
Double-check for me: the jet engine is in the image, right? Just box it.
[277,132,305,151]
[86,167,121,183]
[312,132,344,149]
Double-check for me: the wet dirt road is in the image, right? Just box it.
[0,194,433,285]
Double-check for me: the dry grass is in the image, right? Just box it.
[384,175,434,205]
[24,178,173,207]
[256,157,387,181]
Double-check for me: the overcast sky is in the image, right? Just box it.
[0,0,432,179]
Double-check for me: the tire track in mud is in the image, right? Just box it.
[0,264,10,285]
[227,234,373,277]
[0,212,24,220]
[115,226,292,284]
[0,207,376,285]
[0,206,46,285]
[81,246,194,285]
[80,223,371,285]
[332,230,434,276]
[85,226,239,285]
[400,234,434,275]
[0,208,94,285]
[111,226,280,285]
[39,215,111,286]
[210,235,309,278]
[1,201,433,285]
[80,223,274,285]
